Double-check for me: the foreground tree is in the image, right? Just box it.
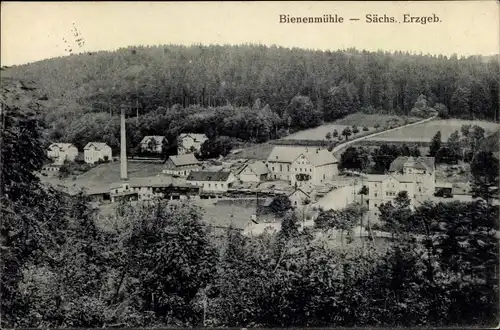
[470,151,499,204]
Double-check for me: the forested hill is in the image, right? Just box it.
[4,44,499,120]
[2,45,499,152]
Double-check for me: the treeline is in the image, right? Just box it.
[2,78,499,328]
[340,123,494,173]
[3,44,499,150]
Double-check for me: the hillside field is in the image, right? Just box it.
[283,114,419,141]
[367,119,500,142]
[40,161,165,194]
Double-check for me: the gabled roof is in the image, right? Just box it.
[389,156,435,173]
[186,170,232,182]
[293,149,339,166]
[237,161,269,175]
[168,154,200,166]
[84,142,110,151]
[49,143,77,151]
[367,174,415,183]
[267,146,311,163]
[178,133,208,142]
[267,146,339,165]
[140,135,166,144]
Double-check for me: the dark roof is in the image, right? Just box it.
[186,170,232,182]
[389,156,435,173]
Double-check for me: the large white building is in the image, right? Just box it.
[266,146,339,185]
[47,143,79,165]
[177,133,208,155]
[84,142,113,164]
[367,156,436,216]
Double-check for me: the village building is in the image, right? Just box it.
[140,135,167,154]
[47,143,79,164]
[236,161,269,183]
[186,170,235,192]
[287,184,316,207]
[84,142,113,164]
[367,156,436,216]
[177,133,208,155]
[110,176,200,203]
[388,156,436,196]
[289,149,339,186]
[266,146,339,184]
[162,154,201,177]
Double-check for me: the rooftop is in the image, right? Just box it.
[390,156,435,174]
[84,142,110,151]
[168,153,200,166]
[186,170,232,182]
[267,146,338,165]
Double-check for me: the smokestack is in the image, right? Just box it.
[120,105,128,181]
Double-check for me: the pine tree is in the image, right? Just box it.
[428,131,442,158]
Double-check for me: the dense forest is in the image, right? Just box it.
[1,78,499,328]
[2,44,499,153]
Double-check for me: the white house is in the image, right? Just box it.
[140,136,167,154]
[289,148,339,186]
[177,133,208,155]
[367,156,436,217]
[389,156,436,197]
[266,146,308,181]
[186,170,235,192]
[84,142,113,164]
[266,146,339,184]
[287,184,316,207]
[162,154,201,177]
[47,143,79,164]
[236,161,269,183]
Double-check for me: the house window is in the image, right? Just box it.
[280,165,283,172]
[272,167,275,171]
[208,183,211,188]
[374,192,378,197]
[419,187,422,192]
[310,169,312,172]
[323,174,325,179]
[215,184,218,188]
[294,201,297,205]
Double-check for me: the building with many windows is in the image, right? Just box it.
[367,156,436,216]
[266,146,338,184]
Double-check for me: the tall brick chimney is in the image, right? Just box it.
[120,105,128,181]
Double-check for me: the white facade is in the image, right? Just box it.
[289,154,338,186]
[187,172,236,192]
[84,142,113,164]
[47,143,78,165]
[367,157,436,217]
[177,133,208,155]
[266,147,339,184]
[237,161,269,183]
[140,136,166,153]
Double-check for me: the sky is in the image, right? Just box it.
[1,1,499,66]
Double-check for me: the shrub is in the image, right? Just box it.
[362,126,369,131]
